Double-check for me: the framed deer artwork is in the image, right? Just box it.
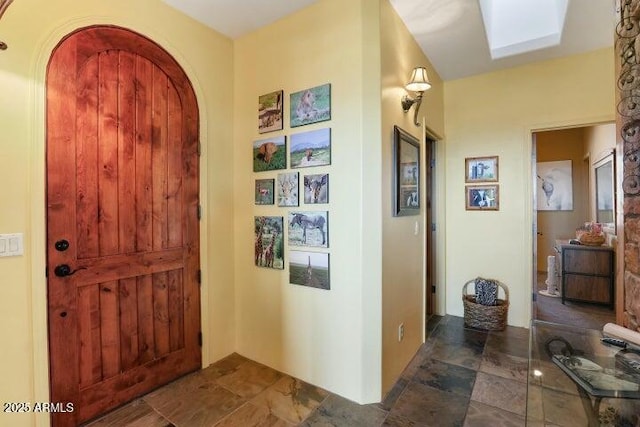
[276,172,299,207]
[255,179,274,205]
[303,173,328,204]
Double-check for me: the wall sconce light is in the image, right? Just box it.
[401,67,431,127]
[0,0,14,51]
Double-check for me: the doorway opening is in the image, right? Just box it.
[532,124,616,330]
[425,136,436,319]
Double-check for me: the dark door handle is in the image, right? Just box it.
[54,264,86,277]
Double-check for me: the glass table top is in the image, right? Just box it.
[527,320,640,426]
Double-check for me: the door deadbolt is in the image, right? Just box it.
[54,239,70,251]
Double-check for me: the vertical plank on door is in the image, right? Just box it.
[78,285,102,389]
[76,55,99,260]
[152,66,169,251]
[100,281,120,379]
[118,52,137,254]
[153,272,170,357]
[137,275,155,363]
[136,57,153,253]
[168,270,184,351]
[98,51,121,257]
[167,84,183,248]
[119,278,139,370]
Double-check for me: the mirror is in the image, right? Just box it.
[594,151,615,228]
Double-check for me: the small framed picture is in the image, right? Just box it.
[303,173,328,204]
[258,90,283,134]
[254,216,284,269]
[466,185,499,210]
[290,128,331,168]
[277,172,299,207]
[289,250,330,290]
[393,126,420,216]
[288,211,328,248]
[253,136,286,172]
[465,156,498,182]
[290,83,331,128]
[255,179,274,205]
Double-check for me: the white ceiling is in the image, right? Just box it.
[162,0,616,81]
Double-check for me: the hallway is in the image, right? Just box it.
[534,271,615,330]
[87,315,530,426]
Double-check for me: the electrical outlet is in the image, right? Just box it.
[398,323,404,342]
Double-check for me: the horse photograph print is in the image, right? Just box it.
[288,211,328,248]
[303,173,328,204]
[258,90,283,134]
[290,83,331,128]
[536,160,573,211]
[290,128,331,168]
[255,179,274,205]
[277,172,299,207]
[253,136,286,172]
[289,250,330,290]
[254,216,284,269]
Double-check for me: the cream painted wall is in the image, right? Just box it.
[0,1,235,425]
[444,48,615,327]
[232,0,383,403]
[379,0,445,395]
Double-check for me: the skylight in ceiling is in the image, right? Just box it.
[479,0,568,59]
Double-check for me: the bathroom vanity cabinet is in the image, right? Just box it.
[560,244,614,308]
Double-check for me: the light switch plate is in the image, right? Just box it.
[0,233,24,257]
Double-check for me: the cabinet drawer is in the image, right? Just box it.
[564,275,612,304]
[562,248,612,275]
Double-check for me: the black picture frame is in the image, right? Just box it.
[393,125,420,216]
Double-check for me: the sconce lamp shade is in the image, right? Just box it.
[405,67,431,92]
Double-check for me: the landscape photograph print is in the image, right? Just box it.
[258,90,283,134]
[253,135,286,172]
[254,216,284,269]
[290,128,331,168]
[289,250,330,290]
[290,83,331,127]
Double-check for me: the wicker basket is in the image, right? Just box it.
[578,232,605,246]
[462,278,509,331]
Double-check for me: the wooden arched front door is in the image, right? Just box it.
[46,25,201,426]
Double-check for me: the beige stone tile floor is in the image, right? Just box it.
[84,315,639,426]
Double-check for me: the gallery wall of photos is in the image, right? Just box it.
[253,83,332,290]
